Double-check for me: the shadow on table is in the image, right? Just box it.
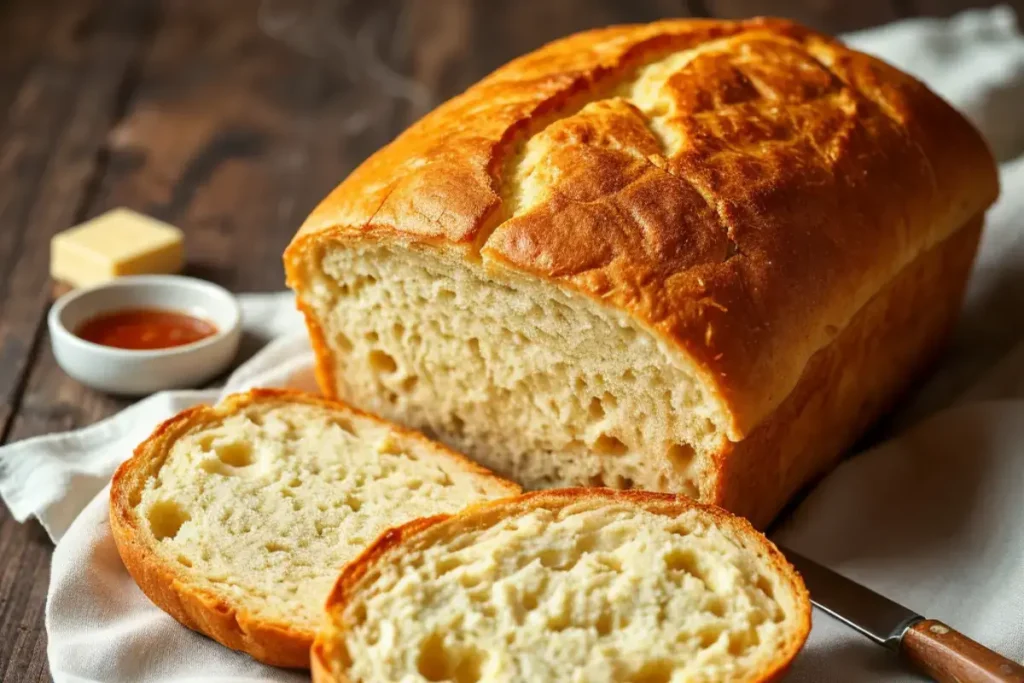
[786,635,919,682]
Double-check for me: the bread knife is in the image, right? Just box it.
[778,546,1024,683]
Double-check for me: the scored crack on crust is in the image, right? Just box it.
[109,388,521,668]
[315,488,812,683]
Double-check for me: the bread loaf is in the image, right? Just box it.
[285,17,999,527]
[313,489,811,682]
[109,389,519,667]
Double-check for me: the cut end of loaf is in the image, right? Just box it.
[320,489,811,683]
[294,242,731,502]
[109,389,519,667]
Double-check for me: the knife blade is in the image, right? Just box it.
[777,544,1024,683]
[778,545,921,650]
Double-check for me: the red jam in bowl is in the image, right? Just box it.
[75,308,217,350]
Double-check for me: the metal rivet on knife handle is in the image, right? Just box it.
[901,619,1024,683]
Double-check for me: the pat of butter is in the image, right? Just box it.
[50,208,184,288]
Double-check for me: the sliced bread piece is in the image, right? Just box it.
[110,389,520,668]
[314,488,810,683]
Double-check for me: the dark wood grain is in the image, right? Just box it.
[469,0,694,83]
[0,0,1011,680]
[903,619,1024,683]
[0,0,156,442]
[707,0,904,32]
[0,2,159,678]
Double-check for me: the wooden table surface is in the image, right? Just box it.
[0,0,1019,679]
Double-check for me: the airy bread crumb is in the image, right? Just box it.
[316,489,810,683]
[110,389,519,668]
[305,245,718,499]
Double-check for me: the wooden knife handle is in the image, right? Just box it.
[902,619,1024,683]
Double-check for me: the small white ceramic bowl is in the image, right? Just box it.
[49,275,242,395]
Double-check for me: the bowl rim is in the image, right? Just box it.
[48,275,242,360]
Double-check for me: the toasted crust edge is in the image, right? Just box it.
[109,388,521,669]
[316,488,812,682]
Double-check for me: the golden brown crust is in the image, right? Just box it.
[317,488,812,683]
[109,389,520,669]
[285,17,998,439]
[310,640,335,683]
[716,213,983,528]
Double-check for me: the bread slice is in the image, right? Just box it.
[314,489,811,683]
[109,389,520,668]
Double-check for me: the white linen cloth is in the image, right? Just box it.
[0,6,1022,681]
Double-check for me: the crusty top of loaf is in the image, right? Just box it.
[286,17,998,438]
